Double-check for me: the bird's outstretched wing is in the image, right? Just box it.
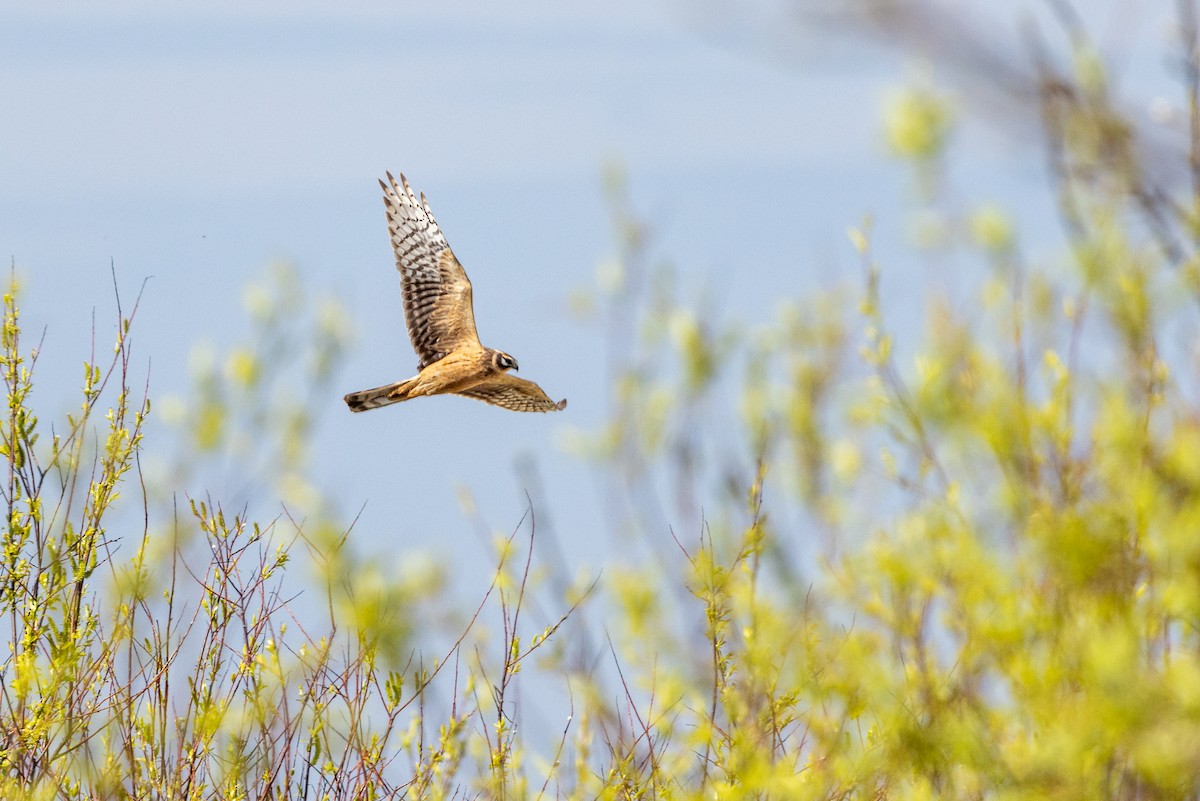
[455,373,567,413]
[382,172,480,368]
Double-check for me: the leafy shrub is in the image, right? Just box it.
[7,7,1200,799]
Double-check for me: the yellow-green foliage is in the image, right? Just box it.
[8,22,1200,800]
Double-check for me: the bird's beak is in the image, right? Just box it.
[512,360,520,371]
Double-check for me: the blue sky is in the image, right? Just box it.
[0,2,1170,597]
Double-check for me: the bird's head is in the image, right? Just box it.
[491,350,519,372]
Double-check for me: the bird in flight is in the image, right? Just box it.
[344,172,567,414]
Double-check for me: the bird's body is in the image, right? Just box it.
[344,172,566,414]
[345,347,510,411]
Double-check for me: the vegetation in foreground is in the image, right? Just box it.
[6,5,1200,798]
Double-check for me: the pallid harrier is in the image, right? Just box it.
[344,173,567,414]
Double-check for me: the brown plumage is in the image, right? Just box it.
[344,172,566,414]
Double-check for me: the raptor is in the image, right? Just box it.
[344,173,566,414]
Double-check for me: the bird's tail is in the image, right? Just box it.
[344,378,416,413]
